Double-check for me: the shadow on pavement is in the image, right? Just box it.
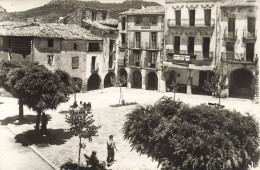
[59,110,70,114]
[14,128,73,147]
[0,115,41,125]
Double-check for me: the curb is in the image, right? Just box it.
[7,124,60,170]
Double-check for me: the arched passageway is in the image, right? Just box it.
[119,69,127,87]
[147,72,158,90]
[229,69,254,98]
[132,70,142,89]
[104,72,115,88]
[87,74,101,91]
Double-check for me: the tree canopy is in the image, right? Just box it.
[123,96,260,170]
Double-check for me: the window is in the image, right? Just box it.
[91,56,96,70]
[133,50,141,66]
[228,18,235,33]
[226,42,234,52]
[92,12,97,21]
[122,17,126,30]
[109,40,115,52]
[248,17,256,34]
[149,51,157,68]
[47,55,54,65]
[135,32,141,47]
[174,36,180,54]
[136,16,141,24]
[188,37,195,55]
[189,10,195,26]
[175,10,181,26]
[121,33,126,44]
[204,9,211,26]
[89,42,100,52]
[109,55,113,68]
[48,39,54,47]
[102,12,107,20]
[246,43,254,62]
[203,37,210,58]
[74,43,77,50]
[72,56,79,69]
[151,32,157,43]
[151,16,157,25]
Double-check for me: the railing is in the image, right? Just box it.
[168,18,215,27]
[128,56,142,67]
[129,41,145,49]
[118,57,126,66]
[223,28,237,39]
[145,42,160,50]
[221,52,257,62]
[143,61,159,69]
[243,29,257,39]
[91,63,99,72]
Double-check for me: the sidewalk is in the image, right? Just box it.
[0,126,54,170]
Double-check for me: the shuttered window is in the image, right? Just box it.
[72,56,79,69]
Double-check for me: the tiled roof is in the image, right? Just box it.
[97,19,118,27]
[120,6,164,15]
[0,21,102,40]
[221,0,257,7]
[82,19,118,31]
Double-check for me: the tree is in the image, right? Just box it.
[203,74,228,106]
[7,65,73,131]
[123,96,260,170]
[71,77,83,103]
[0,60,38,120]
[112,75,127,105]
[65,106,100,170]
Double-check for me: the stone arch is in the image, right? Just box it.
[87,73,101,91]
[147,71,158,90]
[229,68,254,98]
[119,69,127,87]
[104,72,115,88]
[132,70,142,89]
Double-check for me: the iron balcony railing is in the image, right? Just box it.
[168,18,215,27]
[145,42,160,50]
[129,41,145,49]
[221,52,257,62]
[143,61,160,69]
[243,29,257,39]
[118,57,126,66]
[223,28,237,39]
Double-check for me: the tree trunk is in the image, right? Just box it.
[121,87,124,105]
[219,96,221,106]
[78,136,82,170]
[74,92,77,103]
[35,111,42,131]
[118,87,121,104]
[18,98,24,121]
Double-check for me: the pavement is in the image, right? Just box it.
[0,126,54,170]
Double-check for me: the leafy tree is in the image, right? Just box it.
[112,75,127,105]
[71,77,83,102]
[65,106,100,170]
[0,60,37,120]
[123,96,260,170]
[7,65,73,131]
[203,74,228,106]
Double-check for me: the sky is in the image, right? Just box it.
[0,0,165,12]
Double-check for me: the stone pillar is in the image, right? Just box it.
[158,70,166,92]
[127,69,131,88]
[254,61,259,103]
[141,69,146,90]
[186,69,194,95]
[100,78,104,89]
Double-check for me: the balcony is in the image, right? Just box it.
[145,42,160,50]
[129,57,142,68]
[168,18,215,27]
[91,63,99,72]
[118,57,126,66]
[223,28,237,40]
[221,52,257,63]
[243,29,257,42]
[143,61,159,69]
[129,41,144,49]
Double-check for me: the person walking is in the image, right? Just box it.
[107,135,117,164]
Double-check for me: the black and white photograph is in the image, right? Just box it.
[0,0,259,169]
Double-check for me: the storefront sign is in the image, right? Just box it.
[173,54,190,61]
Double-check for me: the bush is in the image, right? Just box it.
[123,96,260,170]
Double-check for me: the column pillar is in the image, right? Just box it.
[127,69,131,88]
[99,78,104,89]
[186,69,194,95]
[141,69,146,90]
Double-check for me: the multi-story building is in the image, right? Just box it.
[118,6,165,91]
[164,0,221,94]
[58,7,119,90]
[219,0,258,100]
[0,22,115,91]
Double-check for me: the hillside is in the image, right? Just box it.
[10,0,161,23]
[0,5,14,21]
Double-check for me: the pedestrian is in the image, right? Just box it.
[83,102,87,108]
[73,101,78,108]
[107,135,117,164]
